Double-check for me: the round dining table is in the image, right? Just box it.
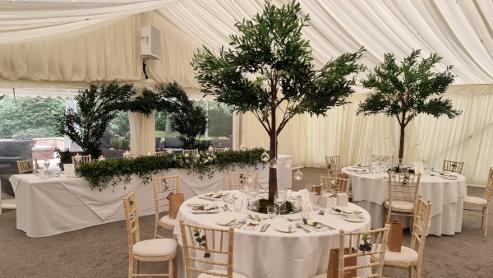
[342,166,467,236]
[173,190,371,278]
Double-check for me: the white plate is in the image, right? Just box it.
[274,224,297,233]
[343,216,365,222]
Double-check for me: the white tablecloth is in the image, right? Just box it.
[10,163,291,237]
[342,167,467,236]
[173,191,371,278]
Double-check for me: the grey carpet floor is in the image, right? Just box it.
[1,168,492,278]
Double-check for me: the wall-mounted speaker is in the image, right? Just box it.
[141,26,161,60]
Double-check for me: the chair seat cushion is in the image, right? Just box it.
[464,195,487,205]
[133,238,177,257]
[384,200,414,212]
[159,215,178,228]
[198,270,248,278]
[372,244,418,265]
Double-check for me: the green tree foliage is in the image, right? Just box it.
[58,81,135,158]
[0,96,65,138]
[207,108,232,137]
[192,1,364,200]
[358,49,461,163]
[157,83,207,148]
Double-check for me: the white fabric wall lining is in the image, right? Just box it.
[240,86,493,186]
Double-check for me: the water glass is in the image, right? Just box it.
[267,205,277,219]
[233,197,243,213]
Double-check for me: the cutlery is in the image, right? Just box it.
[318,222,336,230]
[191,211,220,215]
[296,223,311,233]
[235,220,246,229]
[261,224,271,232]
[223,204,232,211]
[198,196,217,201]
[224,218,237,226]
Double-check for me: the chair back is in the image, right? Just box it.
[122,192,140,257]
[17,159,34,174]
[183,149,199,156]
[228,171,258,190]
[325,155,341,176]
[155,151,167,157]
[371,154,394,166]
[72,154,92,168]
[180,222,234,278]
[387,172,421,221]
[442,160,464,174]
[123,152,133,159]
[152,175,181,214]
[410,197,432,269]
[320,175,350,194]
[214,147,227,153]
[338,224,390,278]
[484,167,493,202]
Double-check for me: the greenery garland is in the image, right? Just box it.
[77,148,266,191]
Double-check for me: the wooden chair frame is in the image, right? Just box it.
[442,160,464,174]
[325,155,341,176]
[17,159,34,174]
[180,221,235,278]
[155,151,167,157]
[123,192,176,278]
[320,175,350,194]
[338,224,390,278]
[72,154,92,168]
[152,175,181,238]
[385,172,421,225]
[182,149,199,155]
[464,167,493,237]
[383,197,431,278]
[123,152,133,159]
[213,147,227,153]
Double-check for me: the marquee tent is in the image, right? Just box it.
[0,0,492,184]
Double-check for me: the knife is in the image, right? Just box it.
[296,223,311,233]
[261,224,271,232]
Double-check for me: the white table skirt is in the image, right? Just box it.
[342,167,467,236]
[10,164,284,237]
[173,191,371,278]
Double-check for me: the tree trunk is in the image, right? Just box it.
[398,124,405,164]
[268,133,277,203]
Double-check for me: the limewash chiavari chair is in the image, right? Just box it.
[152,175,181,238]
[179,221,248,278]
[183,149,199,155]
[122,192,177,278]
[16,159,34,174]
[123,152,133,159]
[442,160,464,174]
[228,171,259,190]
[380,197,431,278]
[311,225,390,278]
[213,147,227,153]
[71,154,91,168]
[320,175,350,194]
[463,167,493,237]
[155,151,167,157]
[385,172,421,225]
[325,155,341,176]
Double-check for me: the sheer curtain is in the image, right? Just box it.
[240,86,493,186]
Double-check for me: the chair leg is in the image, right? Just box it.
[168,259,174,278]
[416,264,421,278]
[128,257,134,278]
[483,207,488,237]
[408,266,412,278]
[134,260,139,275]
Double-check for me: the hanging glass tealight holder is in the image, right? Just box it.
[260,151,270,162]
[293,169,304,180]
[270,158,278,169]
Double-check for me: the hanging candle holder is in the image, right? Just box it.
[269,158,278,169]
[260,151,270,162]
[293,168,304,180]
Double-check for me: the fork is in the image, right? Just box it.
[296,223,311,233]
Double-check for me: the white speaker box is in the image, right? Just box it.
[141,26,161,60]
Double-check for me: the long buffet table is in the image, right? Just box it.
[10,160,292,237]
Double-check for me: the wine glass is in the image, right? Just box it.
[43,160,50,175]
[274,190,286,215]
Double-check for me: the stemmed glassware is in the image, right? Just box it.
[275,187,286,215]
